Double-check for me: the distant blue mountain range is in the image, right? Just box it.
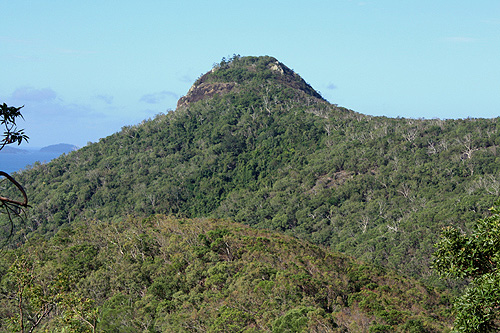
[0,143,79,174]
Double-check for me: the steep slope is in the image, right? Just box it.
[177,55,323,108]
[4,55,500,283]
[0,216,453,332]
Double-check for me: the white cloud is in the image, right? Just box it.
[11,87,57,102]
[327,83,337,90]
[95,94,114,104]
[4,86,154,147]
[20,100,122,147]
[179,74,194,83]
[140,91,178,104]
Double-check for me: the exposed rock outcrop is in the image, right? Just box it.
[177,56,324,108]
[177,81,236,108]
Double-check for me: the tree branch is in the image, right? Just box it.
[0,171,28,207]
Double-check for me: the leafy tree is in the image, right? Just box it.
[0,103,29,245]
[433,201,500,331]
[272,306,315,332]
[3,255,60,333]
[0,103,28,150]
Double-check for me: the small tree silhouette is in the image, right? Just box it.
[0,103,29,245]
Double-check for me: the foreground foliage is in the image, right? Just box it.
[0,103,28,150]
[0,102,29,247]
[433,201,500,332]
[1,216,453,332]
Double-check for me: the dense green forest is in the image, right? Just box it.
[1,55,499,330]
[0,216,453,332]
[6,56,499,279]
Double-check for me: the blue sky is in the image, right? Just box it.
[1,1,499,147]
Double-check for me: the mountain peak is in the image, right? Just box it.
[177,55,324,108]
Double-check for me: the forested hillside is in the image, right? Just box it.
[0,216,453,332]
[3,55,500,284]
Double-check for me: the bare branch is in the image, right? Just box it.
[0,171,28,207]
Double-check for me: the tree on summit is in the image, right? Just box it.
[0,102,29,245]
[433,201,500,332]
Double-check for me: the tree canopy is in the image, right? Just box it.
[433,201,500,331]
[1,57,500,329]
[4,57,500,285]
[0,215,453,331]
